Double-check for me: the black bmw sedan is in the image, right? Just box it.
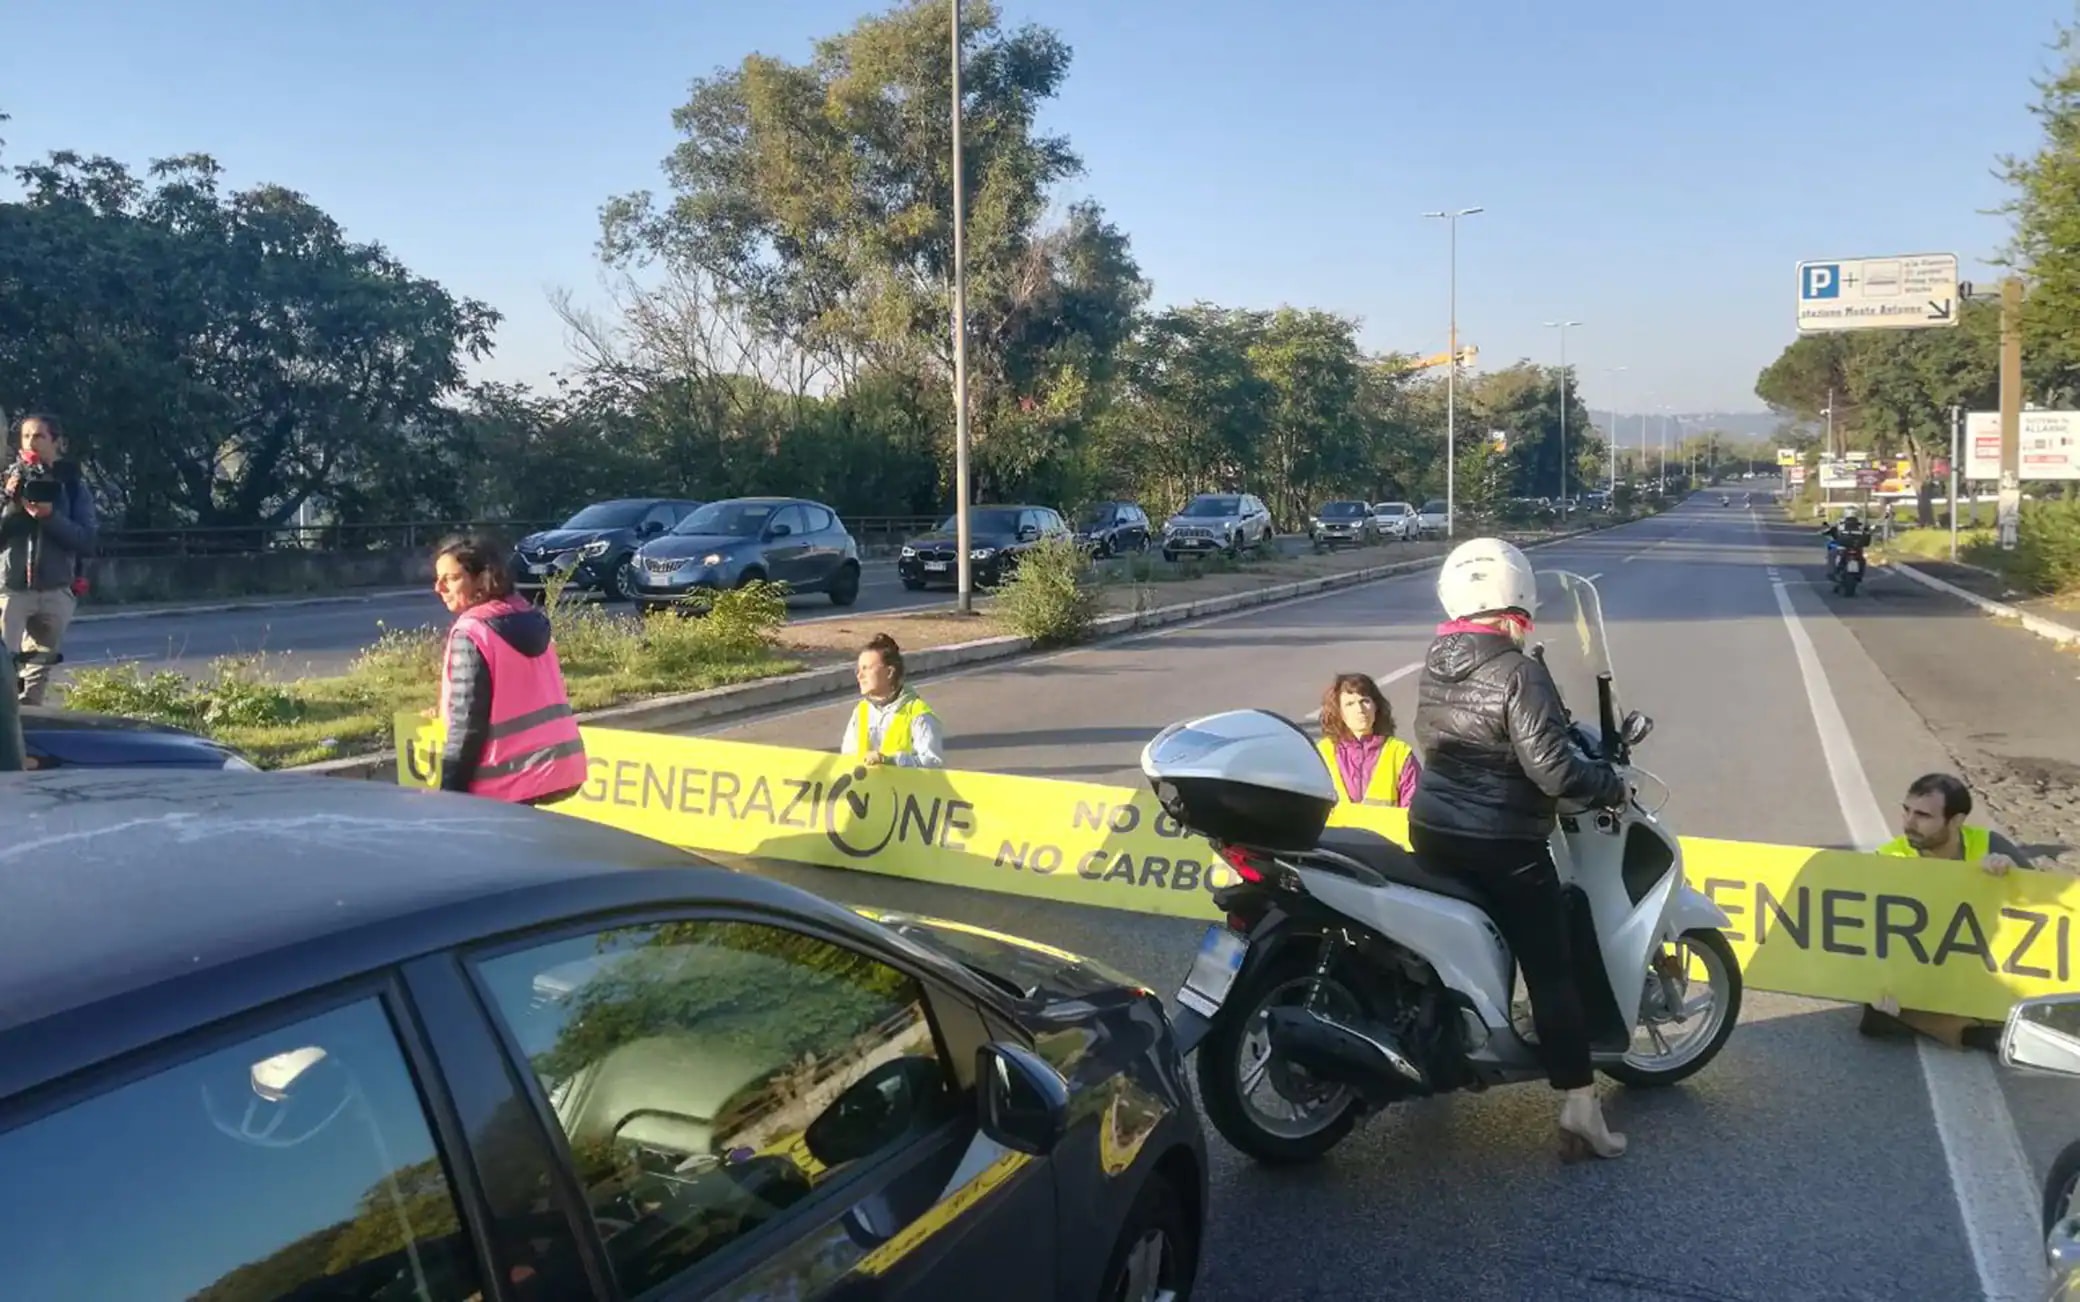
[0,770,1206,1302]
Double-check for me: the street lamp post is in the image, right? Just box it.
[1424,207,1483,539]
[949,0,975,614]
[1543,320,1581,506]
[1604,366,1627,500]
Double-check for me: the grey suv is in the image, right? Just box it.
[628,496,861,612]
[1161,492,1273,561]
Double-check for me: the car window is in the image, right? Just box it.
[768,505,810,538]
[0,997,481,1302]
[475,921,959,1299]
[1041,509,1066,534]
[803,504,837,534]
[641,503,679,533]
[676,500,778,538]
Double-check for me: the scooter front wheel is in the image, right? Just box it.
[1195,953,1366,1165]
[1600,928,1742,1089]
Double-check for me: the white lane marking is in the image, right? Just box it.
[1771,575,2045,1301]
[1584,572,1604,582]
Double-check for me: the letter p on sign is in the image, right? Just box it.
[1802,264,1839,300]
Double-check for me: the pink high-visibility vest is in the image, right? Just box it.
[439,597,587,802]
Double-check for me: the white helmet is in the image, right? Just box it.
[1437,537,1537,621]
[1842,504,1861,519]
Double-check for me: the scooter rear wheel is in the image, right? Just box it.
[1196,952,1367,1165]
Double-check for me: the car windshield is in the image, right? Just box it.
[1318,502,1366,519]
[1376,502,1411,515]
[673,500,776,537]
[1421,500,1446,514]
[561,501,650,530]
[938,508,1023,533]
[1181,496,1240,517]
[1080,507,1117,527]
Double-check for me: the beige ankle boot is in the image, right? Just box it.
[1557,1086,1627,1160]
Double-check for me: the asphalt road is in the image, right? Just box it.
[686,496,2070,1301]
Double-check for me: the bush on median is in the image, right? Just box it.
[991,533,1102,647]
[60,580,802,768]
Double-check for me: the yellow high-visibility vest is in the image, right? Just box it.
[1316,735,1416,807]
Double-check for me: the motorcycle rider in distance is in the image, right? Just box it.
[1820,505,1871,578]
[1407,538,1633,1161]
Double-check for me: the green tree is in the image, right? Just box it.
[0,152,498,529]
[1999,18,2080,398]
[597,0,1146,506]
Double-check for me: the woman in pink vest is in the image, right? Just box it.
[432,535,587,805]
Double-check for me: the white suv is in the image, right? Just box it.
[1372,501,1420,542]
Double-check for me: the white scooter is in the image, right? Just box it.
[1143,570,1743,1164]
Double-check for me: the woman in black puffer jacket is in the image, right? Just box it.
[1409,537,1631,1161]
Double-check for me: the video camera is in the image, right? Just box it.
[6,453,61,508]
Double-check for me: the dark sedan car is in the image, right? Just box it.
[0,771,1205,1302]
[1075,502,1152,558]
[19,704,257,770]
[898,506,1072,590]
[628,496,863,613]
[515,498,704,603]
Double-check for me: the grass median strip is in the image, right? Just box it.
[62,584,806,769]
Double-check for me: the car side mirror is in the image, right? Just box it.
[976,1041,1069,1156]
[639,520,664,537]
[766,522,792,539]
[1622,712,1654,747]
[2002,995,2080,1078]
[1018,525,1039,541]
[803,1056,947,1167]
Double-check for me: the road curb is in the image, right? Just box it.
[1889,561,2080,648]
[287,520,1628,783]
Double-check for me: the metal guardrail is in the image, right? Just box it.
[94,514,949,559]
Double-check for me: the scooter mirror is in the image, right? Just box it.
[1621,713,1653,745]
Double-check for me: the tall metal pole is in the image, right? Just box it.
[1544,320,1580,506]
[1603,366,1626,502]
[1997,276,2025,552]
[1949,404,1962,562]
[1426,208,1482,538]
[950,0,975,613]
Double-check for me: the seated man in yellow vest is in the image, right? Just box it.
[1862,772,2030,1047]
[843,632,943,769]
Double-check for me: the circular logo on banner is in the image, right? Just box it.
[823,767,901,859]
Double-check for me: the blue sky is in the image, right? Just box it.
[3,0,2069,415]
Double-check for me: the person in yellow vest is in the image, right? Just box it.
[843,633,942,768]
[1875,772,2027,872]
[1863,772,2031,1048]
[1316,671,1420,807]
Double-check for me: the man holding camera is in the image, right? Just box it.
[2,413,97,704]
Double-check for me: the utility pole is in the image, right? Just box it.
[950,0,975,613]
[1998,276,2024,551]
[1425,207,1483,539]
[1949,404,1963,562]
[1544,320,1581,508]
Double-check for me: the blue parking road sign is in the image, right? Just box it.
[1801,264,1840,300]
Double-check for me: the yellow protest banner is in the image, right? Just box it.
[394,715,2078,1021]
